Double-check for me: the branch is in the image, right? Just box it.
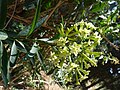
[100,33,119,51]
[3,0,18,30]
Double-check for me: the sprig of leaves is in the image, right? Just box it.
[48,20,103,84]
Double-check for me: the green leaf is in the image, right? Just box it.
[0,41,3,69]
[0,0,7,29]
[30,43,38,54]
[35,15,48,28]
[17,25,31,36]
[2,46,8,87]
[82,53,97,67]
[58,24,65,36]
[27,0,42,36]
[50,34,60,40]
[79,68,89,75]
[28,43,38,58]
[0,32,8,40]
[10,41,17,65]
[37,51,47,72]
[28,43,38,65]
[30,57,35,65]
[91,2,106,12]
[38,38,54,43]
[18,15,47,36]
[75,71,80,85]
[110,10,118,21]
[16,40,27,53]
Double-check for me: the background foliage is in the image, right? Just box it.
[0,0,120,89]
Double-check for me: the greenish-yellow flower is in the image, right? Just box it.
[69,42,81,56]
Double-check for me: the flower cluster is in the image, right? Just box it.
[48,20,102,84]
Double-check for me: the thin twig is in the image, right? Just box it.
[7,14,31,25]
[43,0,65,26]
[26,7,54,20]
[101,33,119,51]
[2,0,18,30]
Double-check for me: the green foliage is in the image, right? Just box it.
[42,0,52,10]
[2,46,9,87]
[91,2,106,12]
[0,0,48,87]
[18,15,48,37]
[27,0,42,37]
[0,32,8,40]
[0,0,120,89]
[48,21,103,84]
[10,41,18,65]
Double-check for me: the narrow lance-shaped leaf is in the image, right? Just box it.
[28,43,38,64]
[30,57,35,65]
[82,53,97,67]
[28,43,38,57]
[38,38,54,43]
[16,40,27,53]
[37,51,47,72]
[10,41,17,65]
[0,32,8,40]
[27,0,42,36]
[0,41,3,69]
[75,71,80,85]
[18,15,48,36]
[2,46,8,87]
